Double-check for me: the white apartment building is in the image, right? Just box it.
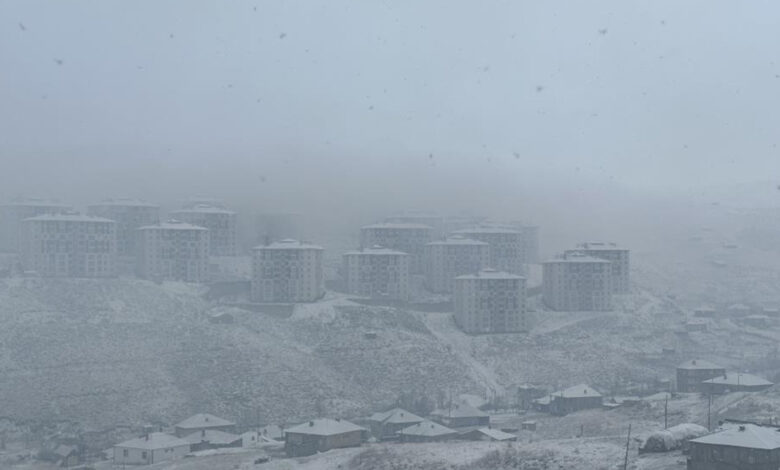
[360,223,432,273]
[251,239,324,302]
[384,213,445,238]
[169,205,237,256]
[0,199,71,253]
[542,254,612,311]
[451,227,525,275]
[565,242,629,293]
[87,199,160,259]
[424,236,490,293]
[22,214,117,278]
[454,269,527,334]
[136,221,210,282]
[343,247,410,301]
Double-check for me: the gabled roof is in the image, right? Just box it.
[368,408,424,425]
[470,427,517,441]
[182,429,241,445]
[115,433,190,450]
[433,403,488,419]
[554,384,602,399]
[285,418,365,436]
[677,359,724,370]
[175,413,235,430]
[702,373,773,387]
[398,420,457,437]
[690,424,780,450]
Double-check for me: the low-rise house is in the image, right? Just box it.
[284,418,366,457]
[462,427,517,442]
[743,315,771,328]
[113,433,190,466]
[702,373,774,394]
[546,384,603,416]
[183,429,242,452]
[677,359,726,393]
[397,420,458,443]
[368,408,424,440]
[431,404,490,428]
[688,424,780,470]
[174,413,236,437]
[54,444,80,467]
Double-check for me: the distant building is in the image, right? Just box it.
[87,199,159,271]
[0,199,71,253]
[397,420,458,443]
[21,214,117,278]
[343,247,410,301]
[687,424,780,470]
[542,254,613,311]
[451,227,525,274]
[424,236,490,293]
[182,429,242,452]
[431,403,490,428]
[136,221,210,283]
[384,213,445,238]
[251,239,324,302]
[174,413,236,437]
[701,373,774,394]
[462,427,517,442]
[284,418,366,457]
[566,242,630,293]
[676,359,726,393]
[727,304,752,317]
[543,384,603,416]
[113,433,190,466]
[368,408,424,440]
[169,205,237,256]
[454,269,527,334]
[360,223,432,273]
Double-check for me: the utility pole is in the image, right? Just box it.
[623,423,631,470]
[707,394,712,431]
[664,396,668,429]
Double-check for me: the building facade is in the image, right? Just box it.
[22,214,117,278]
[542,254,612,311]
[284,419,366,457]
[424,236,490,293]
[113,433,190,466]
[87,199,160,272]
[676,359,726,393]
[169,205,237,256]
[251,239,324,302]
[360,223,432,273]
[454,269,527,334]
[343,247,410,301]
[451,227,525,275]
[565,242,629,293]
[136,221,210,282]
[0,199,71,253]
[687,424,780,470]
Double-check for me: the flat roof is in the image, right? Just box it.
[452,227,521,235]
[456,269,524,280]
[139,221,208,231]
[575,242,627,251]
[543,256,611,264]
[170,206,236,215]
[427,236,489,246]
[344,247,408,256]
[24,214,115,223]
[253,239,323,250]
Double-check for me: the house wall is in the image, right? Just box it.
[113,444,189,465]
[285,430,363,457]
[687,442,780,470]
[677,368,726,393]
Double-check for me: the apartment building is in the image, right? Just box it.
[251,239,324,302]
[454,269,527,334]
[87,199,160,263]
[360,223,432,273]
[136,221,210,282]
[424,236,490,293]
[384,213,445,238]
[542,254,612,311]
[565,242,629,293]
[0,199,71,253]
[451,227,525,274]
[343,247,410,301]
[22,214,117,278]
[169,205,237,256]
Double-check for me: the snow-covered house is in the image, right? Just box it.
[534,384,603,416]
[284,418,366,457]
[113,433,190,466]
[174,413,236,437]
[462,427,517,442]
[676,359,726,393]
[688,424,780,470]
[701,373,774,394]
[431,403,490,428]
[368,408,424,440]
[397,420,458,443]
[182,429,243,452]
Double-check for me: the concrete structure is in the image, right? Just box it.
[87,199,159,272]
[0,199,71,253]
[397,420,458,443]
[169,205,237,256]
[137,221,210,282]
[431,403,490,428]
[251,239,324,302]
[566,242,630,293]
[687,424,780,470]
[113,433,190,466]
[454,269,527,334]
[424,236,490,293]
[542,254,613,311]
[21,214,117,278]
[183,429,242,452]
[452,227,525,274]
[702,373,774,394]
[368,408,424,440]
[174,413,236,437]
[360,223,432,273]
[284,418,366,457]
[343,247,410,301]
[676,359,726,393]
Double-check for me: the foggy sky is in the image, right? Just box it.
[1,0,779,216]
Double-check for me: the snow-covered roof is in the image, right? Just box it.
[452,227,521,235]
[362,223,433,230]
[433,403,488,419]
[398,420,457,437]
[24,214,115,223]
[677,359,724,370]
[115,432,190,450]
[139,221,208,231]
[170,206,236,215]
[285,418,365,436]
[574,242,627,251]
[471,427,516,441]
[554,384,602,399]
[253,239,323,250]
[427,236,489,246]
[344,247,409,256]
[89,199,159,208]
[702,373,773,387]
[182,429,241,445]
[368,408,424,425]
[456,269,524,280]
[175,413,235,430]
[690,424,780,450]
[543,255,611,264]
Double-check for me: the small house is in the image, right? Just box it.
[676,359,726,393]
[461,427,517,442]
[183,429,243,452]
[54,445,80,467]
[688,424,780,470]
[397,420,458,443]
[701,373,774,394]
[284,418,366,457]
[113,433,190,466]
[174,413,236,437]
[544,384,603,416]
[431,403,490,428]
[368,408,424,440]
